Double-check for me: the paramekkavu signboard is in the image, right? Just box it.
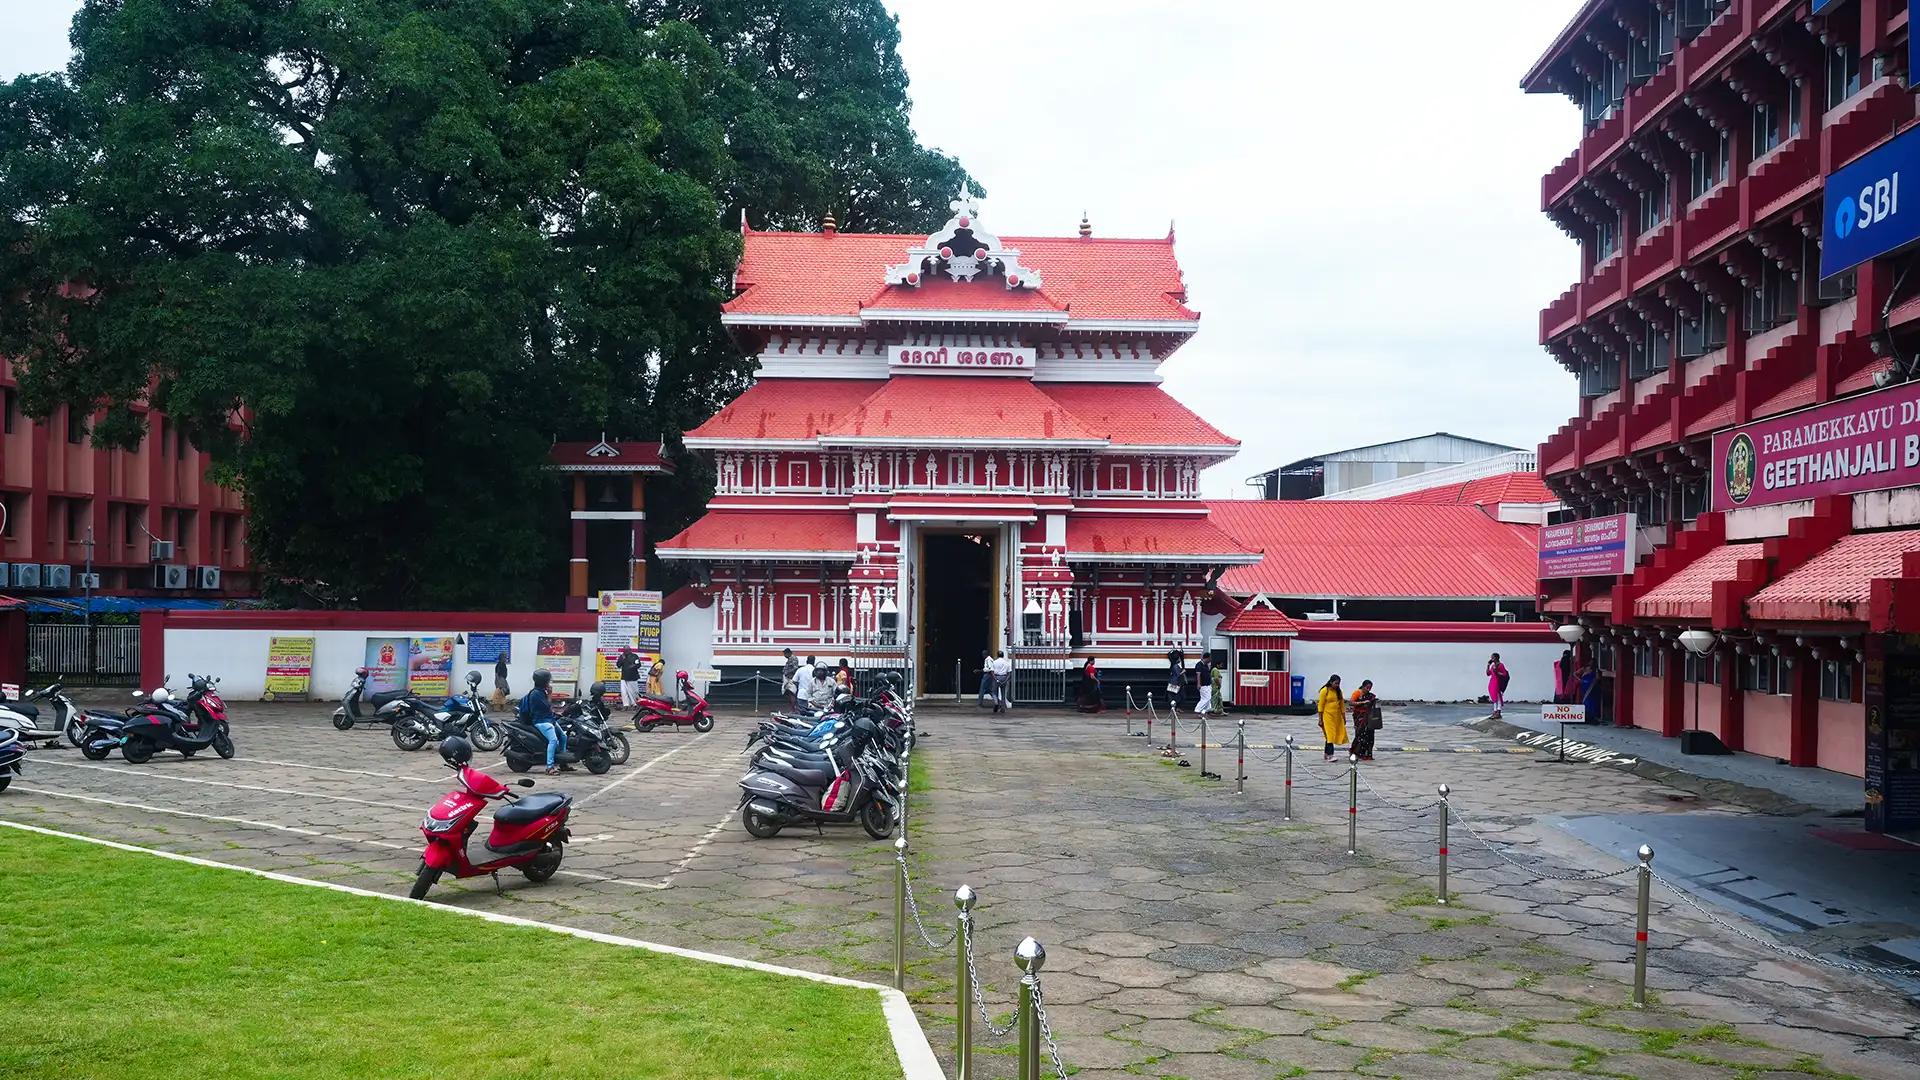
[1539,514,1636,579]
[1712,380,1920,511]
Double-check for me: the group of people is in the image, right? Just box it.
[1071,649,1225,716]
[1314,674,1382,762]
[977,651,1015,713]
[614,647,666,709]
[781,649,855,713]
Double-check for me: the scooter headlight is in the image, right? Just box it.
[421,814,462,833]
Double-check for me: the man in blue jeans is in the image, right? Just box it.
[520,668,572,774]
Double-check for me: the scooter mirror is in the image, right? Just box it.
[466,671,482,686]
[516,778,536,788]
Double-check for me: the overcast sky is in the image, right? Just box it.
[4,0,1587,497]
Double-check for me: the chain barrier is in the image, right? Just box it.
[1031,978,1070,1080]
[963,925,1019,1038]
[1444,805,1639,882]
[895,849,960,949]
[1650,871,1920,979]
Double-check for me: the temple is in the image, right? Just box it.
[658,199,1259,699]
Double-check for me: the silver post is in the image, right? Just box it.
[1346,753,1359,856]
[899,747,910,838]
[893,836,908,990]
[1283,734,1294,821]
[1235,719,1246,795]
[1437,784,1451,906]
[955,886,976,1080]
[1169,704,1178,754]
[1146,693,1153,743]
[1633,843,1654,1006]
[1200,712,1208,777]
[1015,937,1045,1080]
[954,658,962,704]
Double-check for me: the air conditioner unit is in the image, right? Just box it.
[42,564,71,589]
[12,563,41,588]
[149,540,176,562]
[77,572,102,590]
[154,564,190,590]
[195,566,221,590]
[1492,611,1518,623]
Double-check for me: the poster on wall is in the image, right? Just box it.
[594,590,663,684]
[466,633,510,666]
[263,635,316,701]
[409,636,456,698]
[536,636,584,699]
[363,637,408,695]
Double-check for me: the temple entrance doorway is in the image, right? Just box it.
[918,531,999,696]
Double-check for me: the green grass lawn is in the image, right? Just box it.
[0,827,904,1080]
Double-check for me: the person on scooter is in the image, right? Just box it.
[519,669,573,775]
[805,662,836,713]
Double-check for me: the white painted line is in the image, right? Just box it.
[10,787,414,850]
[666,812,735,881]
[576,733,713,807]
[31,758,418,811]
[0,819,945,1080]
[233,757,441,784]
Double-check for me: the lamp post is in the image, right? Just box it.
[1679,628,1717,747]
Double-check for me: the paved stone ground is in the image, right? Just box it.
[2,698,1917,1080]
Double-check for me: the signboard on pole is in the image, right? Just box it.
[594,590,663,684]
[1541,703,1586,724]
[1711,381,1920,510]
[263,635,316,701]
[1538,514,1636,579]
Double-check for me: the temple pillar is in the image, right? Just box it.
[567,477,588,611]
[630,478,647,591]
[1788,648,1818,767]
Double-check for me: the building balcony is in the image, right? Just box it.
[1541,283,1582,342]
[1580,254,1626,319]
[1543,149,1581,209]
[1628,218,1680,293]
[1744,135,1819,226]
[1824,78,1915,174]
[1681,182,1739,261]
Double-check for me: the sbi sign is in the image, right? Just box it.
[1823,127,1920,280]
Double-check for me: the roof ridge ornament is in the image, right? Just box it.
[585,432,620,458]
[883,197,1044,291]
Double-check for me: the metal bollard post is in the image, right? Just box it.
[899,748,911,838]
[954,659,962,704]
[1145,694,1153,743]
[1633,844,1654,1006]
[1437,784,1450,906]
[955,886,976,1080]
[1283,734,1294,821]
[754,674,761,715]
[1346,753,1359,856]
[1169,707,1179,754]
[893,836,908,990]
[1236,719,1246,795]
[1014,937,1046,1080]
[1199,713,1209,777]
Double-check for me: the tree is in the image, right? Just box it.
[0,0,974,608]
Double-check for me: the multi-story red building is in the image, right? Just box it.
[1,356,256,603]
[1527,0,1920,830]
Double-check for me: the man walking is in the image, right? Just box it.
[990,651,1013,714]
[781,648,799,711]
[616,646,643,708]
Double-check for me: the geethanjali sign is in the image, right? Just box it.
[1712,381,1920,511]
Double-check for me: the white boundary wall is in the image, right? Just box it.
[163,627,594,700]
[1288,638,1560,703]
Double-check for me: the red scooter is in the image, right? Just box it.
[632,671,716,734]
[411,738,572,899]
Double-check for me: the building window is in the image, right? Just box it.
[1809,236,1856,304]
[1820,659,1856,702]
[1631,483,1669,527]
[1740,653,1779,694]
[1634,646,1666,679]
[1237,651,1265,672]
[2,387,14,435]
[1751,100,1781,157]
[1580,355,1622,398]
[1787,79,1804,138]
[1637,183,1669,234]
[1679,295,1728,356]
[1594,213,1620,263]
[1826,41,1861,111]
[948,454,971,487]
[1743,261,1798,332]
[1685,650,1720,684]
[0,491,16,537]
[1677,0,1726,40]
[1107,463,1131,492]
[122,504,142,548]
[785,460,810,489]
[1688,129,1730,202]
[1677,474,1708,522]
[65,499,85,543]
[66,408,87,445]
[1629,321,1672,379]
[1654,7,1678,59]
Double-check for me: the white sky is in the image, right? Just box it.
[4,0,1588,497]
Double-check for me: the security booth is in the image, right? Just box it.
[1218,596,1297,708]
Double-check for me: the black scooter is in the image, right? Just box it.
[0,728,23,792]
[501,702,613,776]
[331,668,415,730]
[561,683,631,766]
[737,716,898,840]
[82,677,233,764]
[390,672,505,753]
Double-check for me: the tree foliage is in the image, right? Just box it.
[0,0,975,608]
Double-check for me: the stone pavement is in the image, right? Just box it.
[1,698,1916,1080]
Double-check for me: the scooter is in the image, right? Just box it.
[632,671,715,734]
[737,716,899,840]
[500,706,613,775]
[389,672,505,753]
[561,684,631,767]
[0,685,70,747]
[81,675,234,764]
[413,745,571,900]
[331,669,416,730]
[0,728,23,792]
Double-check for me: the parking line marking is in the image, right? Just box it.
[233,757,441,784]
[30,759,419,811]
[9,786,415,850]
[666,812,734,881]
[576,733,714,807]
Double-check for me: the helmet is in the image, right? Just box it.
[588,681,606,698]
[439,735,473,767]
[151,688,173,704]
[354,666,369,677]
[675,670,688,682]
[532,668,552,689]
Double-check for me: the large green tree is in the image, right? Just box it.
[0,0,973,608]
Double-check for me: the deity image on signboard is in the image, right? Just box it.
[1725,433,1756,505]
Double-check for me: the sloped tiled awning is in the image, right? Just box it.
[1065,516,1262,565]
[1747,529,1920,623]
[1633,542,1767,620]
[656,511,855,561]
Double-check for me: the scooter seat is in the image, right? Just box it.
[762,759,836,786]
[495,793,570,824]
[7,704,38,721]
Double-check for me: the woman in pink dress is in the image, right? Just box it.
[1487,653,1510,719]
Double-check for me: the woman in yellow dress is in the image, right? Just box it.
[1316,674,1348,763]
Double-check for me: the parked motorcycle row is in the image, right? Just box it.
[736,672,913,841]
[0,675,235,770]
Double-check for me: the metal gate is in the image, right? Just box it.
[26,623,142,687]
[1008,647,1072,705]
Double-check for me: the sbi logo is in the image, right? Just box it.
[1837,172,1900,241]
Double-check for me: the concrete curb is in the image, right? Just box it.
[0,819,946,1080]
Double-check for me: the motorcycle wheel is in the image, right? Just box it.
[81,742,111,761]
[504,753,532,774]
[522,845,563,883]
[860,800,895,841]
[122,741,153,765]
[607,732,631,766]
[331,713,353,731]
[693,715,715,733]
[469,719,503,753]
[637,719,658,733]
[181,749,196,759]
[408,862,441,901]
[391,722,429,752]
[213,732,235,759]
[65,718,87,748]
[741,804,783,839]
[585,751,612,776]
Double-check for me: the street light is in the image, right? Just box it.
[1679,629,1718,750]
[1555,623,1588,645]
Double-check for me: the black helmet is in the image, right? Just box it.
[588,681,606,698]
[439,735,473,767]
[532,668,552,689]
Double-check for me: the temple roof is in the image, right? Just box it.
[820,375,1104,446]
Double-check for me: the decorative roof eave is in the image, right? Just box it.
[818,435,1110,451]
[883,196,1046,291]
[858,307,1069,325]
[550,463,675,474]
[657,547,857,563]
[1103,442,1240,457]
[681,436,820,451]
[719,312,864,328]
[716,311,1200,334]
[1064,551,1265,566]
[1065,318,1200,333]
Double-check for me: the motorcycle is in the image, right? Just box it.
[0,728,23,792]
[330,669,417,731]
[501,699,613,776]
[561,684,631,767]
[389,672,505,753]
[81,675,233,764]
[412,749,572,900]
[736,713,901,840]
[632,671,716,734]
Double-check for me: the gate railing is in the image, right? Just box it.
[26,623,142,686]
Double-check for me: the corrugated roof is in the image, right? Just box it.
[1064,515,1260,563]
[683,379,883,443]
[822,375,1104,444]
[1217,605,1300,635]
[1633,542,1767,620]
[1205,501,1541,599]
[1747,530,1920,623]
[1381,471,1556,506]
[1038,383,1237,448]
[656,511,855,560]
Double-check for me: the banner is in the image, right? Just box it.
[409,636,456,698]
[363,638,407,695]
[536,636,584,699]
[1538,514,1636,579]
[1712,381,1920,511]
[594,590,663,685]
[466,633,510,666]
[263,636,316,701]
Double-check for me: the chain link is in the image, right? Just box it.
[1353,769,1438,815]
[962,924,1018,1038]
[1446,806,1639,882]
[1650,871,1920,978]
[895,850,959,949]
[1032,977,1070,1080]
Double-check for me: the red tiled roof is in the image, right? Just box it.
[822,376,1104,444]
[1038,383,1237,449]
[1747,530,1920,623]
[655,512,855,560]
[1064,515,1261,563]
[1217,604,1299,636]
[1381,472,1556,506]
[1206,501,1541,599]
[547,440,671,472]
[1633,542,1767,620]
[724,232,1197,323]
[683,379,882,444]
